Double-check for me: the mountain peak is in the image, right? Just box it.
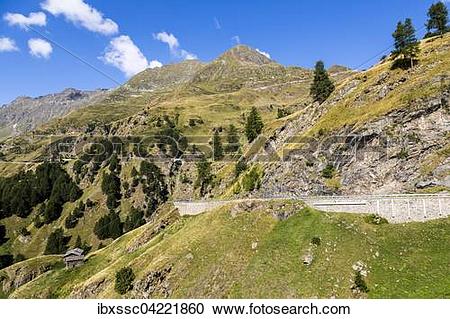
[219,45,272,65]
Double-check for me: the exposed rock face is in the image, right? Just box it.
[131,267,172,298]
[0,88,107,136]
[1,259,58,294]
[258,89,450,196]
[70,277,110,299]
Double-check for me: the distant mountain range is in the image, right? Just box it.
[0,88,108,138]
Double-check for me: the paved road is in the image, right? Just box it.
[173,194,450,223]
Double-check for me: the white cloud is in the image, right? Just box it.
[213,17,221,30]
[231,35,241,44]
[180,49,197,60]
[154,31,197,61]
[4,12,47,29]
[41,0,118,35]
[256,48,271,59]
[28,38,53,58]
[101,35,161,77]
[153,31,179,51]
[0,37,19,52]
[149,60,163,68]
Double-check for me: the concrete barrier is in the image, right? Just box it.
[173,194,450,223]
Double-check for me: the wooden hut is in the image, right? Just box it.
[63,248,85,268]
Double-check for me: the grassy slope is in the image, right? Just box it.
[306,34,450,136]
[5,202,449,299]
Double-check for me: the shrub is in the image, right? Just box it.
[73,160,84,175]
[397,148,409,159]
[115,267,135,295]
[311,237,321,246]
[33,214,44,229]
[15,254,26,263]
[242,166,262,192]
[234,159,247,177]
[188,118,197,127]
[180,174,191,184]
[321,164,335,179]
[19,227,31,237]
[364,214,388,225]
[277,108,291,119]
[86,198,95,208]
[353,271,369,293]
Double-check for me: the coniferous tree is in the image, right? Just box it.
[0,254,14,270]
[115,267,135,295]
[226,124,240,153]
[212,130,224,160]
[310,61,335,104]
[139,161,169,216]
[109,153,121,173]
[234,159,248,178]
[392,18,420,68]
[94,211,123,240]
[195,156,213,196]
[108,211,123,239]
[245,107,264,143]
[123,208,145,233]
[44,228,70,255]
[426,1,449,37]
[0,224,6,244]
[101,172,121,210]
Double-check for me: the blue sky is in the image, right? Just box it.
[0,0,445,105]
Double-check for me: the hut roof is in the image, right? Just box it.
[64,248,84,257]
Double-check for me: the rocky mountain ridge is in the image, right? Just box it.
[0,88,108,138]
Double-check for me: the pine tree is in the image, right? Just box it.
[0,224,6,244]
[426,1,449,36]
[310,61,335,104]
[94,211,123,240]
[226,124,240,153]
[392,18,420,68]
[115,267,135,295]
[212,130,224,160]
[245,107,264,142]
[124,208,145,233]
[195,156,213,196]
[108,211,123,239]
[44,228,69,255]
